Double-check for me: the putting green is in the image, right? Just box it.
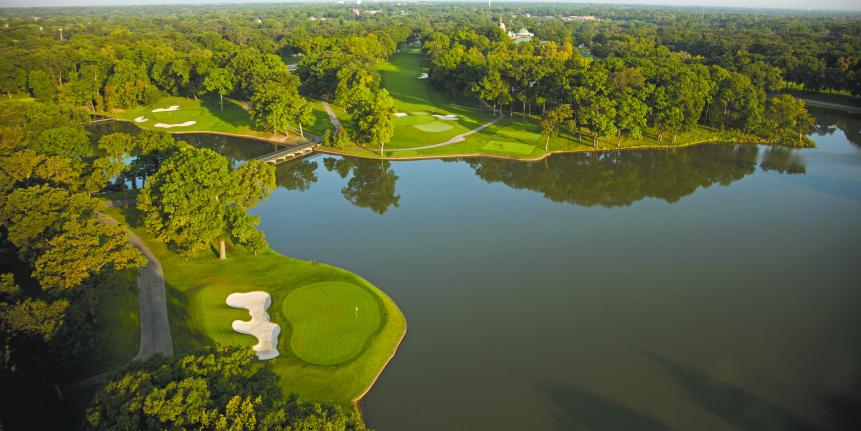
[414,121,454,133]
[283,282,383,365]
[481,141,536,156]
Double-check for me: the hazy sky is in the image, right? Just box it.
[0,0,859,12]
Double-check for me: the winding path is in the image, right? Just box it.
[66,214,173,390]
[387,117,501,152]
[322,101,343,130]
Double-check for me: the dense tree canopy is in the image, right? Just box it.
[86,347,370,431]
[138,145,275,258]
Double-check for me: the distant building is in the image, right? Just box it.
[561,15,601,23]
[498,19,534,44]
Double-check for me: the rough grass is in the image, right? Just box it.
[103,205,406,403]
[283,282,382,366]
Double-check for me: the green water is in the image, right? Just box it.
[101,110,861,430]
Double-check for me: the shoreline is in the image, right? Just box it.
[319,134,806,163]
[353,320,407,404]
[108,117,305,146]
[105,117,810,163]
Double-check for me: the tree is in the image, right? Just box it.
[249,80,312,138]
[32,216,146,291]
[204,68,236,112]
[765,94,814,146]
[0,273,70,343]
[33,126,91,159]
[138,145,275,259]
[540,104,572,151]
[471,69,509,115]
[614,94,650,146]
[348,89,396,155]
[85,133,135,193]
[583,95,617,147]
[288,96,314,139]
[0,185,98,259]
[28,70,56,103]
[86,347,369,431]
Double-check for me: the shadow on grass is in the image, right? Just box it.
[166,281,215,353]
[201,95,251,128]
[640,350,819,431]
[540,383,673,431]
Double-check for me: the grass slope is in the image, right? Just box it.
[104,205,406,403]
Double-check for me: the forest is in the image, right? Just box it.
[1,2,859,430]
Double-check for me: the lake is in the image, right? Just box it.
[100,110,861,430]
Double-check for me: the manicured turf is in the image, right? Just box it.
[115,96,253,134]
[112,95,308,142]
[414,121,453,132]
[104,206,406,403]
[377,49,495,149]
[481,141,536,155]
[283,282,382,365]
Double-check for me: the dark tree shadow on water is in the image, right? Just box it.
[640,350,822,431]
[540,383,673,431]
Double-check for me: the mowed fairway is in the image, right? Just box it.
[113,95,304,142]
[283,282,382,365]
[104,207,406,403]
[378,46,494,149]
[116,96,253,133]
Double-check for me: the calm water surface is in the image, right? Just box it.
[122,111,861,430]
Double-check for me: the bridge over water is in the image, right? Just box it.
[254,141,319,165]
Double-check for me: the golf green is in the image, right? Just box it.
[283,282,383,365]
[414,121,454,133]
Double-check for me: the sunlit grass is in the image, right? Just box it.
[103,205,406,403]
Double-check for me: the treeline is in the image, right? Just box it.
[0,98,284,428]
[424,28,815,146]
[0,99,150,429]
[86,346,369,431]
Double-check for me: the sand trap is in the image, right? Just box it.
[418,72,428,79]
[394,112,408,117]
[432,114,459,121]
[134,116,149,123]
[152,105,181,113]
[154,121,196,128]
[226,291,281,360]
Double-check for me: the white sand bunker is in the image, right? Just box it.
[394,112,408,117]
[225,291,281,360]
[134,116,149,123]
[432,114,459,121]
[154,121,196,128]
[418,72,428,79]
[152,105,181,113]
